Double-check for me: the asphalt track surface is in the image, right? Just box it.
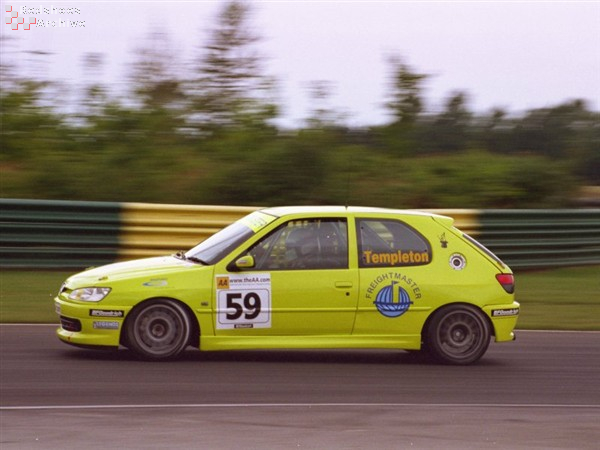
[1,326,599,449]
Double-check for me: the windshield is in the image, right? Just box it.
[185,211,277,265]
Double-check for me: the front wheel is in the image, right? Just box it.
[426,305,490,365]
[125,299,191,361]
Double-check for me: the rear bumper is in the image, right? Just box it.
[483,301,520,342]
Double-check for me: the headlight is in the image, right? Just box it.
[68,287,111,302]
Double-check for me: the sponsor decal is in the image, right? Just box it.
[90,309,124,318]
[240,211,277,233]
[492,308,520,317]
[93,321,119,330]
[216,273,272,329]
[366,272,422,318]
[216,276,230,289]
[142,279,168,287]
[362,250,430,266]
[374,282,413,318]
[449,253,467,270]
[439,233,448,248]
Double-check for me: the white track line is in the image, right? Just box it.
[1,403,598,411]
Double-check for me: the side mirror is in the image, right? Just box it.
[235,255,255,269]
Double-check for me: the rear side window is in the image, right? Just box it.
[357,218,432,267]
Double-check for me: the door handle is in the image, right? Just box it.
[335,281,353,289]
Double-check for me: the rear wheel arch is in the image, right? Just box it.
[422,302,492,365]
[422,302,494,339]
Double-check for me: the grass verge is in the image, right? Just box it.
[514,265,599,331]
[0,270,70,323]
[0,266,598,329]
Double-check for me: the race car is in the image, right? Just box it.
[54,206,519,364]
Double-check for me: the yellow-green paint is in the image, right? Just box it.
[55,206,516,362]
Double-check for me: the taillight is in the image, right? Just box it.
[496,274,515,294]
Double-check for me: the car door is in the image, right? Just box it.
[354,217,434,338]
[213,217,358,336]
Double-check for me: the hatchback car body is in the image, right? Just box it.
[54,206,519,364]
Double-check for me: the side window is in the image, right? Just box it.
[244,218,348,270]
[357,218,431,267]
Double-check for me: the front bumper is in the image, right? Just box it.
[55,297,131,348]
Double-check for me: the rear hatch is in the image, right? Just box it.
[432,215,508,270]
[433,215,514,294]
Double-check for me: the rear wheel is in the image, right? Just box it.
[426,305,490,365]
[126,299,191,361]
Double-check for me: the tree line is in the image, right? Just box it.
[1,1,598,208]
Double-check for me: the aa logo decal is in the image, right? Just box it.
[216,276,230,289]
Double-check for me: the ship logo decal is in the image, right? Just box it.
[373,281,413,318]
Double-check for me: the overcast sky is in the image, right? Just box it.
[2,0,599,127]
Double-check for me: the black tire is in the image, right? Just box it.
[426,305,490,365]
[126,299,191,361]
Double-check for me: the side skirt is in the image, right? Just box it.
[199,334,422,351]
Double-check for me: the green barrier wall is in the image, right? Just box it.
[479,209,600,269]
[0,199,122,268]
[1,199,599,270]
[118,202,259,260]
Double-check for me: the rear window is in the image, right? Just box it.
[462,233,506,268]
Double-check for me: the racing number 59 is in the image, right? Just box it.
[217,288,271,329]
[225,292,261,320]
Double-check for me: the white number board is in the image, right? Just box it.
[216,274,271,329]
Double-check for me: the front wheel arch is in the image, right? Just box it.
[121,297,200,360]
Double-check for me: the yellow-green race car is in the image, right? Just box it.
[54,206,519,365]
